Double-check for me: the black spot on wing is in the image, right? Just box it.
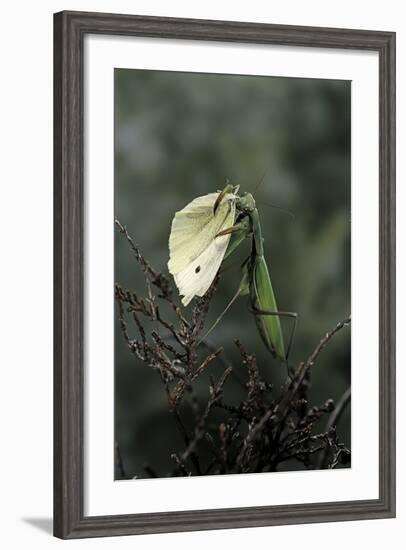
[195,266,201,273]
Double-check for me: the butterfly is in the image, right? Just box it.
[168,191,236,306]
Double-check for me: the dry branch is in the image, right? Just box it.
[115,221,351,478]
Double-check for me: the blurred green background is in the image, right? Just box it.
[114,68,351,478]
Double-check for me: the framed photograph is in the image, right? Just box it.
[54,10,396,539]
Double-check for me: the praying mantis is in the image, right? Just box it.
[168,183,297,362]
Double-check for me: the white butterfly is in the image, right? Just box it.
[168,191,236,306]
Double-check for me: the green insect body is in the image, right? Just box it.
[168,183,295,362]
[212,184,292,361]
[231,192,286,360]
[250,253,285,360]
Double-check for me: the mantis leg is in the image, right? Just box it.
[213,182,235,214]
[198,268,250,345]
[216,222,247,238]
[250,306,298,363]
[216,218,251,261]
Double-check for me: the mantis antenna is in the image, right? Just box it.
[256,201,296,220]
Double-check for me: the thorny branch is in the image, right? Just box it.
[115,221,351,478]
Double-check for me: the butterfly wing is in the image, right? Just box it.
[168,193,221,274]
[168,192,236,305]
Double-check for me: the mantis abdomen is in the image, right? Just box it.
[250,252,286,361]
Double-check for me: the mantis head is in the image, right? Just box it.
[237,192,256,214]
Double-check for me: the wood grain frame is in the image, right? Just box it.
[54,10,396,539]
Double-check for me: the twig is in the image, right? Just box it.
[177,368,232,468]
[319,387,351,468]
[115,442,127,479]
[277,317,351,425]
[115,221,351,478]
[173,409,202,475]
[291,316,351,403]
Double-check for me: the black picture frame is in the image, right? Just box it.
[54,10,396,539]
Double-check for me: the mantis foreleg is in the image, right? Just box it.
[213,182,237,215]
[216,217,251,261]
